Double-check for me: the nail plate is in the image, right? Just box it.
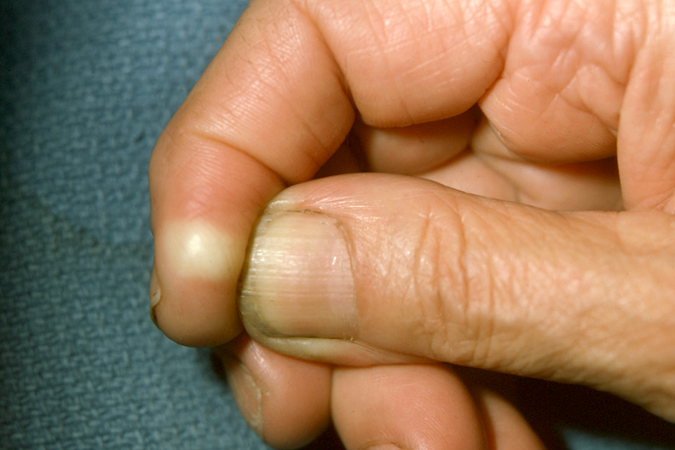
[149,266,161,326]
[240,211,358,339]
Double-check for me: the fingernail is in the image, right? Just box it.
[220,353,263,436]
[240,211,357,339]
[149,266,161,326]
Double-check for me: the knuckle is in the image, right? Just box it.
[409,196,508,369]
[403,196,484,364]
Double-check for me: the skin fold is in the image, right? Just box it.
[149,0,675,447]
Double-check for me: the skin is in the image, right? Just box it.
[149,0,675,447]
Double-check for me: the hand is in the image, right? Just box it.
[149,0,675,447]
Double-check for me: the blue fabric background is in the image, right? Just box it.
[1,0,674,448]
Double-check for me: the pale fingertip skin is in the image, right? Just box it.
[160,221,242,281]
[147,0,352,347]
[151,221,249,347]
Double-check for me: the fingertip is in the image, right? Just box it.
[151,221,247,347]
[219,350,264,437]
[332,364,486,450]
[216,336,332,449]
[476,388,547,450]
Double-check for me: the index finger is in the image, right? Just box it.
[149,0,510,346]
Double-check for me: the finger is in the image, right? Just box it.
[331,364,487,450]
[421,150,520,203]
[332,364,545,450]
[149,0,354,346]
[149,0,646,346]
[473,388,546,450]
[213,334,331,449]
[619,23,675,212]
[239,173,675,421]
[314,141,363,179]
[476,0,625,164]
[355,110,477,175]
[147,0,520,346]
[467,115,623,211]
[470,0,675,210]
[353,109,622,211]
[424,152,622,211]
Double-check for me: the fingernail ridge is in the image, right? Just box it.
[240,210,357,340]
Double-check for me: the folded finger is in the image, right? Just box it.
[240,173,675,420]
[214,335,332,449]
[331,364,486,450]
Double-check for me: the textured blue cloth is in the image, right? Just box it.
[0,0,674,449]
[1,1,269,448]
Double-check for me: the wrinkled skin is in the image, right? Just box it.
[149,0,675,448]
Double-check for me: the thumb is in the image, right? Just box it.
[240,173,675,421]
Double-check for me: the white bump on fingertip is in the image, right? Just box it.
[163,221,240,280]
